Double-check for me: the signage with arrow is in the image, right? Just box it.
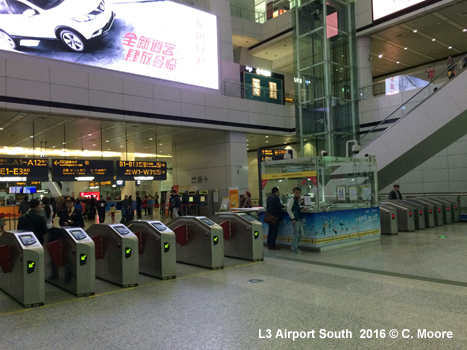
[117,161,167,180]
[52,159,114,181]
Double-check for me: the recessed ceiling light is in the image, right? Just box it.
[378,54,383,58]
[149,138,153,140]
[93,144,96,146]
[464,29,467,32]
[88,134,92,136]
[397,61,400,64]
[120,146,123,148]
[448,46,452,49]
[0,128,3,131]
[413,29,417,33]
[404,47,408,50]
[107,149,110,151]
[265,136,269,138]
[432,38,436,41]
[265,141,268,143]
[106,140,109,142]
[159,143,162,146]
[30,136,34,138]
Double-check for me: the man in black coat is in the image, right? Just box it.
[59,197,85,228]
[266,187,284,250]
[388,184,403,200]
[97,195,107,223]
[17,198,48,244]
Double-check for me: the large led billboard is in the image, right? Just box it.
[373,0,428,21]
[0,0,219,90]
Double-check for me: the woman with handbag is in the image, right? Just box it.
[265,187,284,250]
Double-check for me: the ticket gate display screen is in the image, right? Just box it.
[113,226,131,236]
[151,222,168,231]
[238,213,255,222]
[199,217,215,226]
[69,229,87,240]
[19,234,37,246]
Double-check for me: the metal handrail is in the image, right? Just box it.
[359,55,466,148]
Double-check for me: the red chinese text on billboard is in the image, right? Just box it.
[122,33,177,71]
[195,19,206,66]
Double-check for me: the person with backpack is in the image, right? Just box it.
[17,198,48,244]
[170,191,181,218]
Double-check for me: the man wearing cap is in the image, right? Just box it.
[388,184,403,200]
[59,196,85,228]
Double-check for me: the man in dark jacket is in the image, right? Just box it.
[59,196,85,228]
[18,196,30,215]
[388,184,403,200]
[266,187,284,250]
[17,198,48,244]
[97,195,107,223]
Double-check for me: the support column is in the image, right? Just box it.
[356,36,372,90]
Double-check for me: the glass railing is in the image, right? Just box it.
[358,55,467,148]
[230,4,266,23]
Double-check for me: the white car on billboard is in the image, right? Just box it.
[0,0,115,52]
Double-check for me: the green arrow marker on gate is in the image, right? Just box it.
[126,248,131,254]
[165,243,169,249]
[28,262,34,268]
[81,255,87,260]
[214,237,218,242]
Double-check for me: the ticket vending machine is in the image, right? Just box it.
[198,190,213,218]
[185,191,198,216]
[126,220,176,279]
[86,224,139,288]
[379,206,398,235]
[0,231,44,307]
[211,212,264,261]
[380,202,415,232]
[167,216,224,269]
[44,227,95,297]
[405,199,435,228]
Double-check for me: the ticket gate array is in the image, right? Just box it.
[126,220,176,279]
[0,231,44,307]
[399,200,425,230]
[380,202,415,232]
[168,216,224,270]
[379,206,398,235]
[424,198,451,225]
[429,197,460,223]
[86,224,139,287]
[404,199,435,228]
[211,212,264,261]
[412,198,444,226]
[44,227,95,297]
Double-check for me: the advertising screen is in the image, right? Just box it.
[373,0,428,21]
[0,1,219,90]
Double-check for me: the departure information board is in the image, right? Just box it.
[258,149,292,162]
[0,158,48,181]
[52,159,114,181]
[116,161,167,180]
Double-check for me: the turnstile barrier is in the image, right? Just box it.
[168,216,224,270]
[126,220,176,279]
[211,212,264,261]
[0,231,44,307]
[379,207,398,235]
[44,227,95,297]
[86,224,139,287]
[380,202,415,232]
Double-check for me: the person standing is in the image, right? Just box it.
[17,199,48,244]
[287,187,304,254]
[97,195,107,223]
[59,197,85,228]
[89,195,97,220]
[447,56,456,79]
[147,195,154,218]
[240,191,252,208]
[109,204,116,223]
[388,184,403,200]
[120,195,128,223]
[39,196,54,229]
[266,187,284,250]
[171,191,181,218]
[18,196,30,216]
[126,195,134,222]
[136,195,142,219]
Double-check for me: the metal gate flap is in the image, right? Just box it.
[91,235,103,260]
[46,240,63,268]
[173,225,188,246]
[219,221,231,241]
[0,245,11,273]
[133,231,144,254]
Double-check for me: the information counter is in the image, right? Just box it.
[260,156,380,252]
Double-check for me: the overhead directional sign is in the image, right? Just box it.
[52,159,114,181]
[0,158,48,181]
[116,161,167,180]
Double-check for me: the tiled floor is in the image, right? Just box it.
[0,219,466,350]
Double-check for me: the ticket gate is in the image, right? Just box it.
[399,200,425,230]
[0,231,44,307]
[86,224,139,287]
[44,227,95,297]
[211,212,264,261]
[421,198,451,224]
[429,197,459,223]
[167,216,224,269]
[379,206,398,235]
[380,202,415,232]
[411,198,443,226]
[405,199,435,228]
[126,220,176,279]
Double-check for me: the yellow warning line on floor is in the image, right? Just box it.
[0,261,262,318]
